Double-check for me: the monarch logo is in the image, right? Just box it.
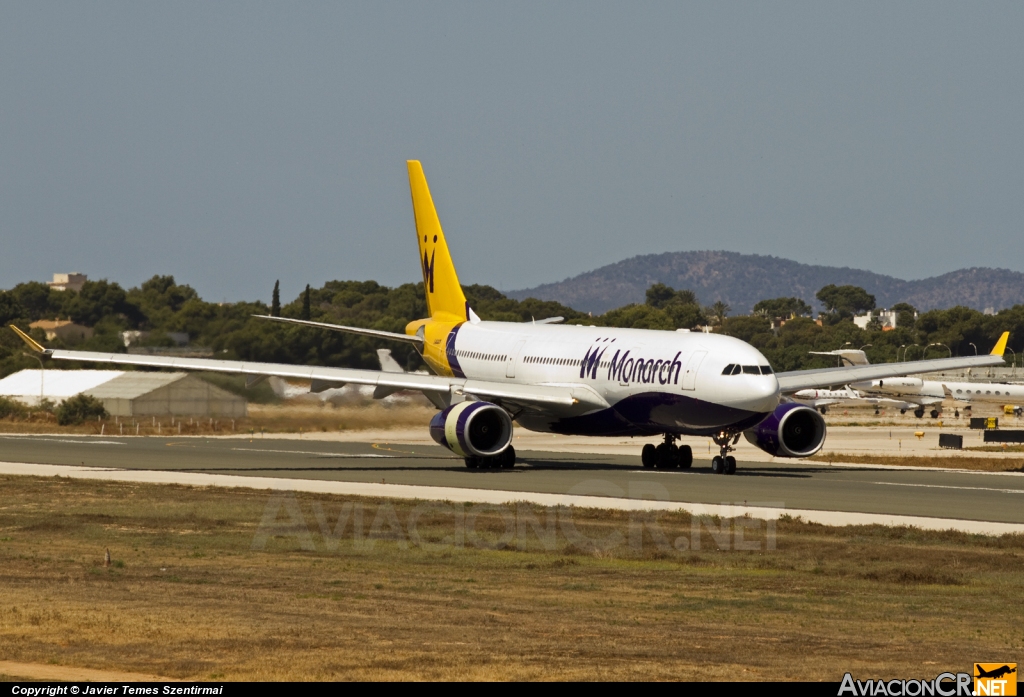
[422,249,435,293]
[601,349,683,386]
[975,664,1017,696]
[579,345,607,379]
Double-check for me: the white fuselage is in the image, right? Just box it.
[851,377,1024,407]
[447,321,780,436]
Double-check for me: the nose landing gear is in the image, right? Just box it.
[641,434,693,469]
[710,431,739,475]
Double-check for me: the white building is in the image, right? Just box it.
[0,369,246,417]
[853,308,915,331]
[47,273,87,292]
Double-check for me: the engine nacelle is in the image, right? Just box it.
[744,403,826,458]
[429,401,513,458]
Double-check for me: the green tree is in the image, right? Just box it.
[55,393,107,425]
[271,280,281,317]
[815,285,876,318]
[645,283,698,309]
[707,300,731,326]
[63,280,142,328]
[302,284,311,321]
[890,302,917,329]
[753,297,813,319]
[9,282,63,321]
[0,292,25,326]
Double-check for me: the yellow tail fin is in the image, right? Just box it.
[407,161,468,322]
[990,331,1010,356]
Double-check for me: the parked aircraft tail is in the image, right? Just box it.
[991,332,1010,356]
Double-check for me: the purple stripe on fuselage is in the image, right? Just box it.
[445,323,465,378]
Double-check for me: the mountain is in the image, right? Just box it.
[507,251,1024,315]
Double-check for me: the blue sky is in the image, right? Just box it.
[1,2,1021,302]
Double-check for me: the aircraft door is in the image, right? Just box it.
[506,339,527,378]
[681,350,707,391]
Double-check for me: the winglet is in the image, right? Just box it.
[9,324,46,353]
[990,331,1010,356]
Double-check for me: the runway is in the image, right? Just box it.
[2,434,1024,534]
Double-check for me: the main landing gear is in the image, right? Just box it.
[465,446,516,470]
[710,431,739,475]
[641,434,693,470]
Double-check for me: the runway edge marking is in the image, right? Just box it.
[2,460,1022,537]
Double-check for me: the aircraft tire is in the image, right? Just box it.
[725,456,737,475]
[641,444,656,468]
[711,456,724,474]
[655,443,677,469]
[500,446,516,469]
[930,409,940,419]
[914,409,925,418]
[678,445,693,469]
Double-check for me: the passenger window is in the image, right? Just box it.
[760,365,773,375]
[722,364,735,375]
[742,365,759,375]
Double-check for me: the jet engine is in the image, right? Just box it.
[429,401,514,461]
[743,402,826,458]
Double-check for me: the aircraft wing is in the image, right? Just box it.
[777,353,1005,392]
[8,327,607,412]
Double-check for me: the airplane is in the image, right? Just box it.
[975,665,1016,680]
[7,161,1011,475]
[851,376,1024,418]
[789,386,921,415]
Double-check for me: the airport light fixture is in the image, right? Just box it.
[859,343,872,351]
[903,344,921,361]
[970,343,978,355]
[1007,346,1016,375]
[927,342,951,358]
[897,344,906,362]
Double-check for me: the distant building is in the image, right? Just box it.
[853,308,914,331]
[29,319,94,342]
[47,273,87,292]
[0,369,246,417]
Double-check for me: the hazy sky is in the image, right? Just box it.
[1,2,1022,303]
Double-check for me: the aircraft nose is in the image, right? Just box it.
[745,377,781,413]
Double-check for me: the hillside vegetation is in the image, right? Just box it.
[509,250,1024,315]
[2,274,1023,379]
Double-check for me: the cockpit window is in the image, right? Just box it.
[722,364,736,375]
[742,365,760,375]
[760,365,773,375]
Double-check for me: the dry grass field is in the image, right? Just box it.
[0,400,437,436]
[1,475,1023,680]
[811,453,1024,472]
